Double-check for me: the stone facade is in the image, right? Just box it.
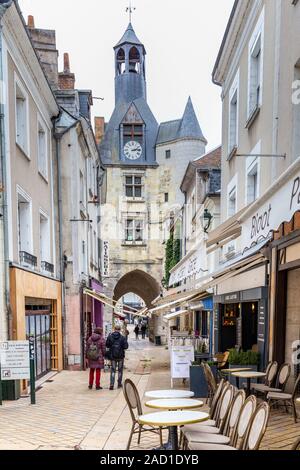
[100,23,207,336]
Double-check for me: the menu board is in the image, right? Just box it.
[171,346,194,380]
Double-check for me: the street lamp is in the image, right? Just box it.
[202,209,213,233]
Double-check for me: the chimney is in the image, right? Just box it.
[27,15,35,29]
[58,53,75,90]
[26,17,59,89]
[94,117,105,146]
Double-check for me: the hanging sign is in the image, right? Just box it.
[102,241,110,277]
[0,341,30,381]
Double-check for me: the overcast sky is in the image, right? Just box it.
[18,0,234,151]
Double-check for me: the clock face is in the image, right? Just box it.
[124,141,142,160]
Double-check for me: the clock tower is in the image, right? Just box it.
[100,23,158,166]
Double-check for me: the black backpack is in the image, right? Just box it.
[110,337,123,359]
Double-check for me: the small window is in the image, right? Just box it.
[125,175,142,198]
[164,193,169,203]
[228,187,237,217]
[246,159,259,204]
[17,189,32,255]
[15,81,28,153]
[166,150,171,159]
[229,89,238,153]
[125,219,144,242]
[38,120,48,179]
[40,212,50,263]
[248,32,263,117]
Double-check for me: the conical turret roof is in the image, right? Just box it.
[114,23,145,53]
[178,97,206,142]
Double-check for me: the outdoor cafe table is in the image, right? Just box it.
[145,390,194,399]
[232,371,266,396]
[145,398,204,411]
[138,410,209,450]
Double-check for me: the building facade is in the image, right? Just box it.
[0,1,63,383]
[210,0,300,378]
[99,22,207,342]
[166,147,221,351]
[27,19,104,370]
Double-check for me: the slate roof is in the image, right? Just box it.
[156,97,207,145]
[114,22,145,53]
[99,97,158,165]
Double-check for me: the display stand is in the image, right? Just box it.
[169,336,195,388]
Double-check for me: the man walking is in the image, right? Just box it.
[106,325,128,390]
[141,322,147,340]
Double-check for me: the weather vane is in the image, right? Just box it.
[126,1,136,23]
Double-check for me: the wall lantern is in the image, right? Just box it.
[202,209,213,233]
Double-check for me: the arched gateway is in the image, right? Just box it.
[113,269,160,308]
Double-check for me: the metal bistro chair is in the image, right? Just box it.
[252,362,290,398]
[123,379,164,450]
[267,373,300,423]
[188,394,257,451]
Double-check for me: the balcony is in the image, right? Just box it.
[41,261,54,276]
[19,251,37,270]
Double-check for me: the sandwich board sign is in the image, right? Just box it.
[0,341,30,381]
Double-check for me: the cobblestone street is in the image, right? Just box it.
[0,332,171,451]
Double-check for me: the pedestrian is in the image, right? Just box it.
[141,322,147,339]
[134,323,140,340]
[106,325,128,390]
[86,327,105,390]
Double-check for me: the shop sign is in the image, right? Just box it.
[169,245,207,287]
[224,293,239,302]
[0,341,30,381]
[102,241,109,277]
[241,162,300,251]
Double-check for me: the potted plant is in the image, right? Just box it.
[228,349,260,387]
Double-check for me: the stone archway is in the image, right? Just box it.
[113,269,160,308]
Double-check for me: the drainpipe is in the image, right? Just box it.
[0,1,13,340]
[53,126,67,367]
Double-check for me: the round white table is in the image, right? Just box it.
[145,398,203,410]
[232,371,266,396]
[139,410,209,450]
[145,390,194,399]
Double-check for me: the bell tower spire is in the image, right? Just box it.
[126,1,136,23]
[114,22,147,104]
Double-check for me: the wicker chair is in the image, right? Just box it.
[123,379,163,450]
[182,385,235,448]
[267,374,300,423]
[252,363,290,397]
[188,394,257,451]
[202,362,217,405]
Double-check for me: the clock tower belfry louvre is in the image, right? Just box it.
[99,22,207,340]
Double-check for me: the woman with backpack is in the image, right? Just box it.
[86,327,106,390]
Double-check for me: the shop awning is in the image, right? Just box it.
[83,288,135,316]
[149,290,206,314]
[163,310,189,321]
[206,205,252,252]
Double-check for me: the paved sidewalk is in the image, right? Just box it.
[0,333,171,450]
